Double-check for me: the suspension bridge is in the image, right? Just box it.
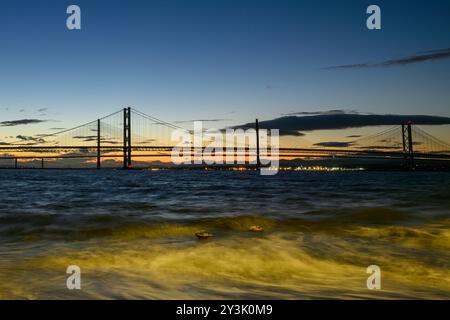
[1,107,450,169]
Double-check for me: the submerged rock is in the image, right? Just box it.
[195,230,214,239]
[248,225,264,232]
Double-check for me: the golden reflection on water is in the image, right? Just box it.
[1,215,449,299]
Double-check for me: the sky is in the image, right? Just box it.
[1,0,450,145]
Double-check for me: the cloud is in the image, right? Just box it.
[0,119,47,127]
[356,146,402,150]
[83,137,119,144]
[16,135,46,143]
[282,109,360,116]
[278,130,305,136]
[37,108,48,112]
[140,139,156,144]
[81,138,119,144]
[325,47,450,69]
[72,135,119,144]
[314,142,354,148]
[35,133,56,138]
[174,119,231,124]
[347,135,362,138]
[233,113,450,136]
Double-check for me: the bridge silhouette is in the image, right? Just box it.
[1,107,450,169]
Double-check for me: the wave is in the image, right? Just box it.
[2,226,449,299]
[0,207,448,243]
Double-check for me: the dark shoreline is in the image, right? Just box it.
[1,165,450,171]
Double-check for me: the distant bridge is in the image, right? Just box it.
[1,108,450,169]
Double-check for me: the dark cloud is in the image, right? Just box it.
[314,142,354,148]
[325,47,450,69]
[0,119,47,127]
[19,142,39,146]
[326,63,369,70]
[174,119,231,124]
[149,122,170,126]
[278,130,305,136]
[322,142,421,151]
[265,85,285,90]
[140,139,156,144]
[347,135,362,138]
[282,109,360,116]
[356,146,402,150]
[72,135,119,144]
[16,135,46,143]
[0,141,11,145]
[234,113,450,136]
[82,138,119,144]
[35,133,56,138]
[37,108,48,112]
[226,125,304,136]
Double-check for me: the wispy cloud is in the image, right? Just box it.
[72,135,119,144]
[35,133,56,138]
[73,135,97,140]
[325,47,450,69]
[356,145,402,150]
[174,119,231,124]
[282,109,360,116]
[0,119,47,127]
[16,135,46,143]
[265,85,285,90]
[314,141,354,148]
[140,139,156,144]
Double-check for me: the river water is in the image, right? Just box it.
[0,170,449,299]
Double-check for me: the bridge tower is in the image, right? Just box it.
[402,122,414,169]
[255,118,261,169]
[123,107,132,169]
[97,119,101,169]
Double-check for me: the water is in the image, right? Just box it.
[0,170,449,299]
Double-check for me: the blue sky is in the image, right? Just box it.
[1,0,450,140]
